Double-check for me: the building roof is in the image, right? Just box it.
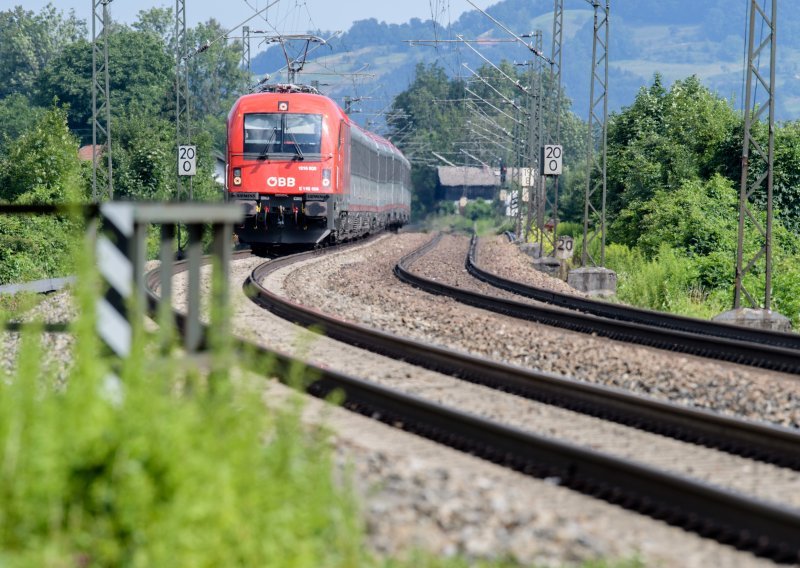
[78,144,103,161]
[437,166,498,188]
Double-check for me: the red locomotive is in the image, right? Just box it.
[226,84,411,250]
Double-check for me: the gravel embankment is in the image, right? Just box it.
[477,234,587,297]
[288,232,800,429]
[0,290,76,382]
[7,237,792,566]
[166,234,788,567]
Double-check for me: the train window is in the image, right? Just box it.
[243,113,322,157]
[244,114,281,156]
[285,114,322,154]
[370,148,379,182]
[355,140,369,179]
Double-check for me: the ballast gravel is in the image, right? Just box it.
[288,232,800,429]
[165,234,786,567]
[0,290,75,383]
[6,236,792,567]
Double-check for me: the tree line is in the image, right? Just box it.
[389,63,800,322]
[0,4,248,282]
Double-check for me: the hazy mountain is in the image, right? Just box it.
[252,0,800,126]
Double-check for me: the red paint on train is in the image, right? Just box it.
[226,86,411,248]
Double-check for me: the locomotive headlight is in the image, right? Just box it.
[233,168,242,186]
[322,168,331,188]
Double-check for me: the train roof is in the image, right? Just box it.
[229,86,409,168]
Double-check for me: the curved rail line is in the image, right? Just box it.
[395,234,800,375]
[146,244,800,563]
[469,235,800,350]
[248,239,800,471]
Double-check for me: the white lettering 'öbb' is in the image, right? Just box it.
[267,177,296,188]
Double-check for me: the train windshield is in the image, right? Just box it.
[243,113,323,158]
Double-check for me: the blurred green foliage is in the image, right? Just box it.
[0,257,366,566]
[0,105,87,284]
[0,4,243,283]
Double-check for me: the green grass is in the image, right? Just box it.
[420,213,513,237]
[604,242,730,319]
[0,235,645,567]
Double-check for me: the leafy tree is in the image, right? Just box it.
[0,4,86,99]
[0,105,85,204]
[185,19,248,148]
[390,60,583,219]
[112,113,176,201]
[391,63,466,214]
[463,198,494,221]
[36,27,174,140]
[606,75,739,217]
[773,121,800,232]
[132,6,176,52]
[0,94,46,153]
[619,174,738,257]
[0,105,87,283]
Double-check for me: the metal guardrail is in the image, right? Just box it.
[0,276,76,295]
[0,203,243,358]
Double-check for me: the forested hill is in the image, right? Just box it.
[252,0,800,123]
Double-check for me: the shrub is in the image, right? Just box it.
[606,242,728,318]
[0,242,365,566]
[772,254,800,327]
[463,198,494,221]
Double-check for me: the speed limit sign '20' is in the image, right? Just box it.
[542,145,563,176]
[178,145,197,176]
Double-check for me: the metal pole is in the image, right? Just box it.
[600,1,609,266]
[548,0,564,244]
[92,0,113,200]
[735,0,777,310]
[91,0,98,201]
[175,0,190,203]
[525,61,535,241]
[103,2,113,199]
[242,25,251,74]
[581,1,609,267]
[514,102,522,237]
[533,32,546,254]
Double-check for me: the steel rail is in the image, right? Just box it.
[395,235,800,374]
[247,239,800,471]
[468,235,800,350]
[147,246,800,563]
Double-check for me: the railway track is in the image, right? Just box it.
[469,235,800,350]
[146,241,800,563]
[395,233,800,375]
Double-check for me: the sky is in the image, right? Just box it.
[15,0,495,44]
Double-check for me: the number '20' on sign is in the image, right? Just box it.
[555,235,574,260]
[178,145,197,176]
[542,145,563,176]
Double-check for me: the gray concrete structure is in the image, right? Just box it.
[519,242,542,259]
[568,266,617,297]
[532,256,561,278]
[713,308,792,332]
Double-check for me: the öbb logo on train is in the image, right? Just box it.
[266,176,296,188]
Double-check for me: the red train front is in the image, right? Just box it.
[226,84,410,249]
